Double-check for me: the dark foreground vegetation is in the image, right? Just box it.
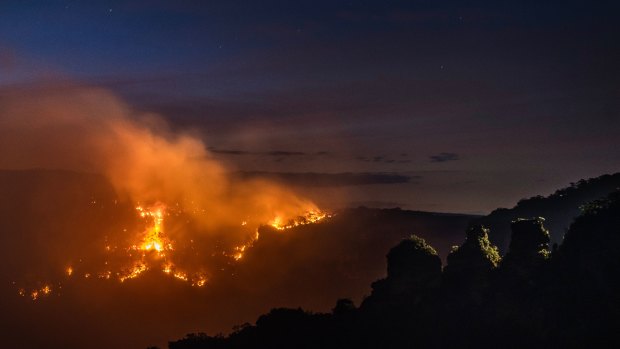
[169,190,620,349]
[478,172,620,252]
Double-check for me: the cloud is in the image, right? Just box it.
[267,150,306,156]
[345,200,410,209]
[356,155,411,164]
[209,148,330,157]
[237,172,418,187]
[209,148,253,155]
[429,152,460,163]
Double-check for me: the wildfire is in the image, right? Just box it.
[231,229,260,261]
[112,204,211,287]
[229,209,329,261]
[119,262,148,282]
[269,210,329,230]
[135,205,171,255]
[17,201,330,300]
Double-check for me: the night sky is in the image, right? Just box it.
[1,0,619,213]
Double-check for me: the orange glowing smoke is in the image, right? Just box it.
[2,83,333,299]
[0,84,323,233]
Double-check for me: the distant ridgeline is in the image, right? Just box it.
[477,173,620,252]
[168,189,620,349]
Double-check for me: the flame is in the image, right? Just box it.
[193,275,207,287]
[173,271,188,282]
[17,202,331,300]
[118,204,172,282]
[269,210,329,230]
[228,209,329,261]
[119,262,148,282]
[231,229,260,261]
[162,262,173,274]
[19,284,53,300]
[135,204,171,255]
[116,204,209,287]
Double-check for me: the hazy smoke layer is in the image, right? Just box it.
[0,83,318,232]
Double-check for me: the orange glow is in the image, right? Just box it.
[193,275,207,287]
[113,204,211,287]
[230,229,260,261]
[173,271,188,282]
[119,263,148,282]
[15,203,331,299]
[5,84,334,299]
[162,262,173,274]
[135,204,171,256]
[269,210,329,230]
[20,285,53,301]
[41,285,51,295]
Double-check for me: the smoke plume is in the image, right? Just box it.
[0,82,318,236]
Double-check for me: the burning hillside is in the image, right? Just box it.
[0,168,474,348]
[0,83,329,299]
[15,199,329,300]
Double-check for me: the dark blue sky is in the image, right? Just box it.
[1,0,619,213]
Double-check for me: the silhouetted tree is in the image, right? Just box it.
[501,217,550,278]
[437,225,502,346]
[477,172,620,251]
[362,235,441,311]
[332,298,356,317]
[443,225,500,299]
[546,191,620,347]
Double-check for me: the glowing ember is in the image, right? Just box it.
[162,262,173,274]
[173,271,188,282]
[19,284,53,301]
[98,270,112,280]
[193,275,207,287]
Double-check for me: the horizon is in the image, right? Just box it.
[1,166,616,216]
